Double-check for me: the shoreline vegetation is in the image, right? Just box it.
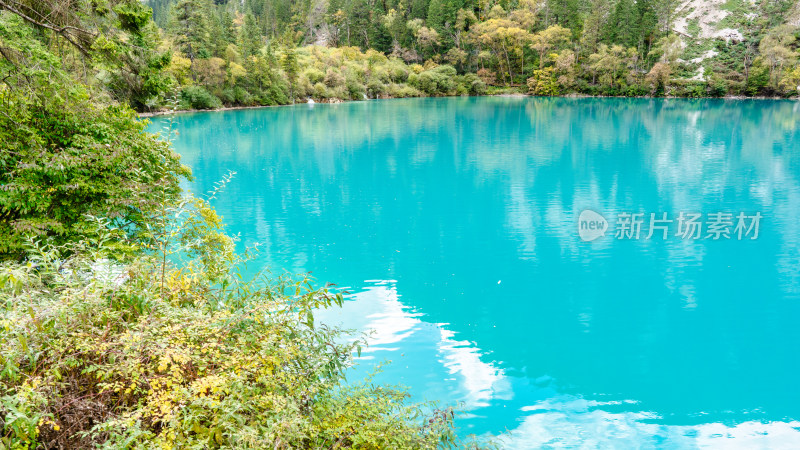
[138,91,798,118]
[130,0,800,115]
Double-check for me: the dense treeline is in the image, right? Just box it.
[3,0,797,113]
[140,0,800,110]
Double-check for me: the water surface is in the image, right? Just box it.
[149,97,800,447]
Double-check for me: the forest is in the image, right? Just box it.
[3,0,799,114]
[142,0,800,109]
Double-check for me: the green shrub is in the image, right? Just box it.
[346,79,366,99]
[372,67,392,84]
[324,68,346,88]
[415,72,438,94]
[413,65,458,95]
[342,64,365,83]
[0,14,188,260]
[0,194,459,449]
[624,83,649,97]
[313,81,329,98]
[746,64,770,96]
[219,87,236,105]
[386,60,410,82]
[386,83,422,97]
[304,67,325,84]
[462,73,487,95]
[297,73,314,98]
[234,86,255,105]
[707,74,728,97]
[180,86,222,109]
[261,80,291,105]
[674,80,707,98]
[366,76,387,98]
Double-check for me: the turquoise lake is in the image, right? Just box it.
[149,97,800,447]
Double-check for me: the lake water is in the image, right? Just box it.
[149,97,800,447]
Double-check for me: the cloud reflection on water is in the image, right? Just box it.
[317,280,510,410]
[325,281,800,448]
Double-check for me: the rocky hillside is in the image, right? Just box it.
[671,0,798,90]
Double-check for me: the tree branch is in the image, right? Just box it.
[0,0,95,56]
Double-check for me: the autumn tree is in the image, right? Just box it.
[645,62,671,95]
[554,49,577,87]
[443,8,476,69]
[587,44,637,89]
[759,25,797,89]
[779,66,800,95]
[530,24,571,69]
[470,7,531,84]
[407,18,441,58]
[509,0,539,32]
[383,8,403,49]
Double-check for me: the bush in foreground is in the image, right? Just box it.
[0,195,458,448]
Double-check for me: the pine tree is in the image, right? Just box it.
[169,0,211,78]
[602,0,635,48]
[346,0,373,48]
[410,0,431,20]
[546,0,582,36]
[369,0,394,52]
[580,0,610,57]
[221,10,237,46]
[281,48,299,102]
[240,12,263,56]
[634,0,658,56]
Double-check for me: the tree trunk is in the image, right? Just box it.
[502,42,513,85]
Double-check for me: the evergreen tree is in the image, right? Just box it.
[426,0,447,30]
[149,0,174,27]
[368,0,394,51]
[580,0,610,56]
[221,10,237,45]
[546,0,582,37]
[603,0,635,48]
[634,0,658,55]
[169,0,212,77]
[410,0,431,20]
[346,0,374,47]
[281,48,299,102]
[240,12,263,56]
[427,0,467,49]
[206,7,226,56]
